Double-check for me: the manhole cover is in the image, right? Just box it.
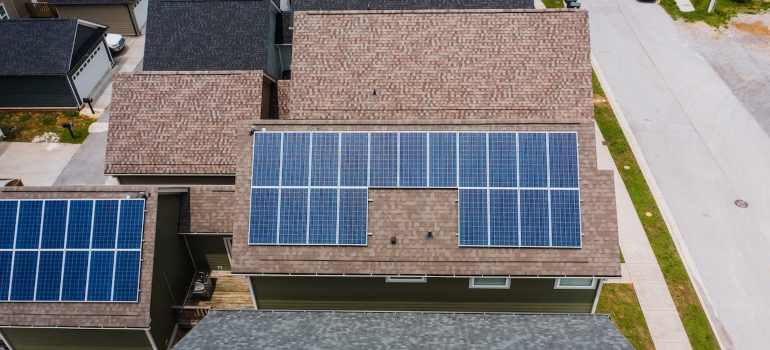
[735,199,748,208]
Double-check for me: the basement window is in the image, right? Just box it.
[554,278,597,289]
[469,277,510,289]
[386,276,427,283]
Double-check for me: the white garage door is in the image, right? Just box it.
[72,43,111,101]
[133,0,148,30]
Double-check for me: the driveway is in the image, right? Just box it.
[586,1,770,349]
[0,142,80,186]
[53,109,111,185]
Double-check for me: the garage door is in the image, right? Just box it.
[134,0,148,30]
[72,43,111,101]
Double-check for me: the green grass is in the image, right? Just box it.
[0,110,95,144]
[593,71,720,349]
[597,284,655,349]
[661,0,769,27]
[620,249,626,263]
[542,0,565,8]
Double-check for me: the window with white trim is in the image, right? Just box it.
[554,278,596,289]
[469,277,510,289]
[0,4,9,20]
[386,276,427,283]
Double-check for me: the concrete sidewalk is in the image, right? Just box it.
[0,142,80,186]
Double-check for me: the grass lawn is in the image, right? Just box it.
[597,284,654,349]
[542,0,565,8]
[0,110,95,144]
[593,71,720,349]
[661,0,769,27]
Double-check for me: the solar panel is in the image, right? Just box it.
[0,199,145,302]
[250,131,580,248]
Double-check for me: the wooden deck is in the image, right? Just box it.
[182,270,254,310]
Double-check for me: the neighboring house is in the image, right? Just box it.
[0,0,18,19]
[174,311,634,349]
[0,186,199,350]
[143,0,281,78]
[47,0,150,36]
[0,18,112,108]
[105,71,265,185]
[230,9,620,313]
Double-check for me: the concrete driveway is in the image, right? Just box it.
[586,1,770,349]
[0,142,80,186]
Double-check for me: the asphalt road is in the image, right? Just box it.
[585,1,770,349]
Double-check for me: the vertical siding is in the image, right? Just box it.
[0,328,151,350]
[184,235,231,271]
[252,277,596,313]
[55,4,138,36]
[0,76,77,108]
[149,195,195,348]
[10,0,28,18]
[1,0,19,18]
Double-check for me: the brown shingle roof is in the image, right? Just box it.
[179,186,236,234]
[105,71,263,176]
[0,186,158,328]
[289,9,592,121]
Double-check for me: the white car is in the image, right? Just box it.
[105,33,125,53]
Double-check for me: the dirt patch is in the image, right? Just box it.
[593,94,609,106]
[733,21,770,36]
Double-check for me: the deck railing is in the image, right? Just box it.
[25,3,58,18]
[171,305,211,328]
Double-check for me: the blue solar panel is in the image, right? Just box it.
[459,189,488,246]
[252,132,282,187]
[399,133,427,187]
[92,200,118,249]
[113,251,140,302]
[282,132,311,186]
[340,133,369,187]
[429,132,457,187]
[549,133,579,188]
[0,201,17,249]
[0,252,10,300]
[338,189,367,245]
[66,200,93,249]
[117,200,144,249]
[519,133,548,188]
[249,188,279,244]
[41,200,67,249]
[311,133,339,187]
[87,251,114,301]
[308,189,337,245]
[279,189,308,244]
[489,133,517,188]
[551,190,581,247]
[369,133,398,187]
[61,251,88,301]
[520,190,550,247]
[16,201,42,249]
[35,251,63,301]
[490,190,518,247]
[459,133,487,187]
[10,251,37,301]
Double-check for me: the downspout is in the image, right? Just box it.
[591,279,604,314]
[127,1,139,35]
[145,328,159,350]
[247,277,258,309]
[0,328,15,350]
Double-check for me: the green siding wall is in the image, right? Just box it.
[149,194,195,348]
[184,235,231,271]
[252,277,596,313]
[1,328,150,350]
[0,76,77,108]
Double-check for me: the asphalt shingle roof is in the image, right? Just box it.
[174,311,634,350]
[0,19,79,75]
[293,0,535,10]
[143,0,271,71]
[105,71,263,175]
[47,0,132,4]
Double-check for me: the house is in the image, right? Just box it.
[0,18,112,109]
[174,310,634,349]
[0,186,200,349]
[0,0,21,19]
[104,71,265,185]
[47,0,150,36]
[228,9,620,313]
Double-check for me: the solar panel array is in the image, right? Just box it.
[251,132,581,248]
[0,199,145,302]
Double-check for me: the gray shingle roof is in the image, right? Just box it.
[174,310,634,350]
[293,0,534,10]
[47,0,132,4]
[143,0,272,71]
[0,19,79,75]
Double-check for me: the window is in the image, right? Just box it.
[554,278,596,289]
[469,277,510,289]
[0,4,9,20]
[386,276,427,283]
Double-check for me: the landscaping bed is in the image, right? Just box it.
[0,110,95,144]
